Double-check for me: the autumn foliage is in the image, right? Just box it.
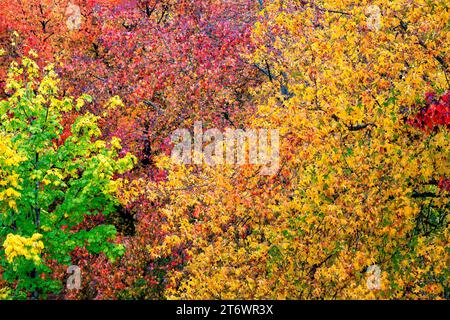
[0,0,448,300]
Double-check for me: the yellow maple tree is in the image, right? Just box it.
[139,0,449,299]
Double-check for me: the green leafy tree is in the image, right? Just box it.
[0,55,136,299]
